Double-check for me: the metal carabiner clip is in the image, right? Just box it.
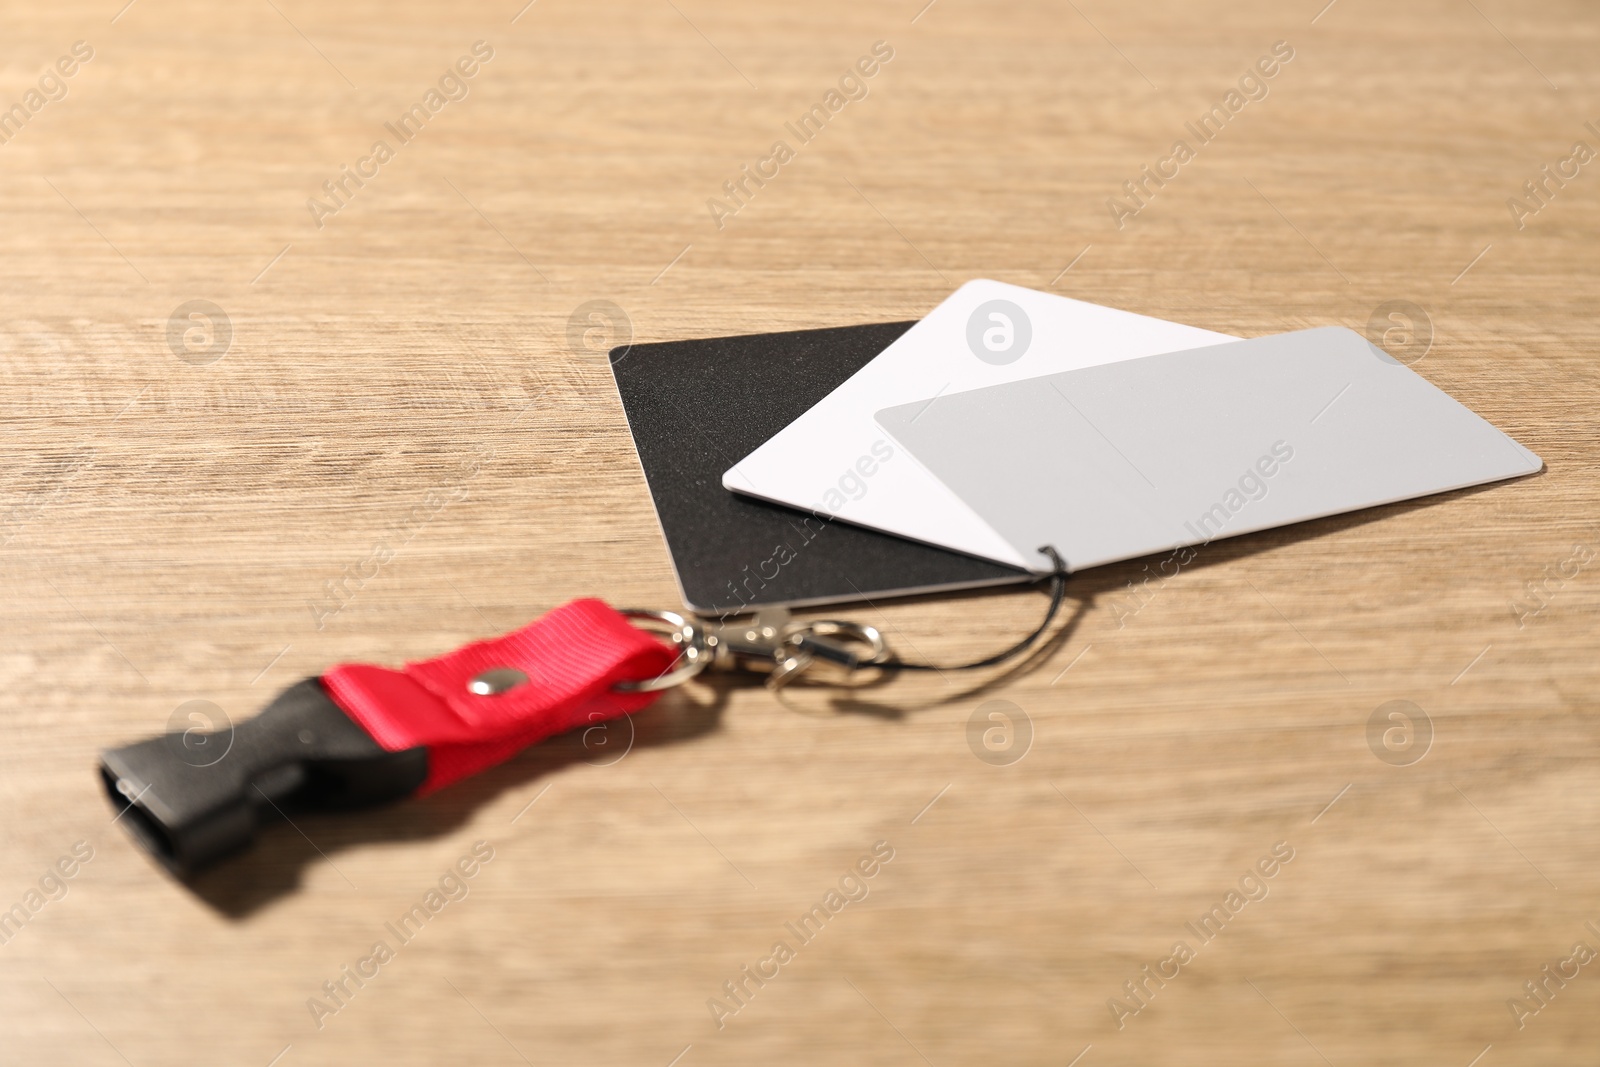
[614,607,891,692]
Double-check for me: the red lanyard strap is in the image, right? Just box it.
[100,566,1069,877]
[101,599,678,875]
[322,598,677,791]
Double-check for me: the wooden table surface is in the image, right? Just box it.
[3,0,1597,1063]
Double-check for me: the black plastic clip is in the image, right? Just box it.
[100,679,427,876]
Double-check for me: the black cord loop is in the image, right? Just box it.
[878,545,1069,673]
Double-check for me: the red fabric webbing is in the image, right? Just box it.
[320,599,674,792]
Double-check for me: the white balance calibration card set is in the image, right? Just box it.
[721,280,1540,582]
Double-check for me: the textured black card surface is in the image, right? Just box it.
[609,322,1028,615]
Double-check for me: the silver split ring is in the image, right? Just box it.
[613,609,710,693]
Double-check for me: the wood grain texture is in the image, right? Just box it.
[2,0,1597,1063]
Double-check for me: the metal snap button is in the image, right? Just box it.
[468,667,529,696]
